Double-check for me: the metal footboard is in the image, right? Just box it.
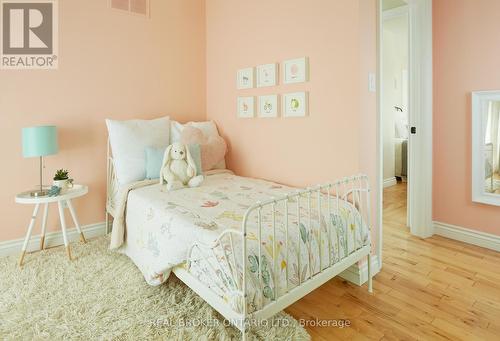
[183,175,373,339]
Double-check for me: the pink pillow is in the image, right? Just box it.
[180,126,227,171]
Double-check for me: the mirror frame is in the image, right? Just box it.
[471,90,500,206]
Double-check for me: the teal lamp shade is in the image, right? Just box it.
[22,126,58,158]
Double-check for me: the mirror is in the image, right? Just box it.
[472,91,500,206]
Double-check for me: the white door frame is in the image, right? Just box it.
[377,0,433,268]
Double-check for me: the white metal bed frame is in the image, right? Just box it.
[106,142,373,340]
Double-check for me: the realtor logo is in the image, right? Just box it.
[1,0,58,69]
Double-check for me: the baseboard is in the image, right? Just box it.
[340,255,380,285]
[383,177,397,188]
[0,221,382,286]
[0,222,106,257]
[433,221,500,252]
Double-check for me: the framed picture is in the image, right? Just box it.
[237,68,254,89]
[283,92,308,117]
[237,96,255,118]
[256,63,278,87]
[283,57,309,84]
[258,95,279,118]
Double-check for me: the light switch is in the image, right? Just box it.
[368,73,376,93]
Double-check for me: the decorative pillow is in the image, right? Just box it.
[187,121,220,139]
[144,144,202,179]
[145,147,164,180]
[170,120,227,170]
[186,143,203,176]
[170,121,185,144]
[180,126,227,172]
[106,116,170,184]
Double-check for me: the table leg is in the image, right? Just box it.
[66,199,86,243]
[57,201,71,261]
[19,204,40,267]
[40,203,49,250]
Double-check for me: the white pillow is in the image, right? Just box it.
[106,116,170,184]
[170,121,184,144]
[170,120,226,169]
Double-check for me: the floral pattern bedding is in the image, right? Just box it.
[120,172,370,313]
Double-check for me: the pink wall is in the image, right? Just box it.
[0,0,206,242]
[359,0,379,248]
[0,0,381,245]
[207,0,363,185]
[3,0,495,249]
[206,0,378,238]
[433,0,500,235]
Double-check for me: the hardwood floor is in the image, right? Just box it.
[285,182,500,340]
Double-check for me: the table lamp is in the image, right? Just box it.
[22,126,58,197]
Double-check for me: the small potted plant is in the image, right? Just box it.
[53,169,73,193]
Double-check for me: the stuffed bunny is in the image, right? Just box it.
[160,143,204,191]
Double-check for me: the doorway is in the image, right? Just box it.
[381,1,409,227]
[376,0,433,268]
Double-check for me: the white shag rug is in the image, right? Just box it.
[0,236,310,340]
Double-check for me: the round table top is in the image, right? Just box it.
[15,184,88,204]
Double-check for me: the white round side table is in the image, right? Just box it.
[15,184,89,266]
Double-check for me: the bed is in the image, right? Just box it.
[106,142,373,340]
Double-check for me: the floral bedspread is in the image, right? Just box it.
[120,171,370,313]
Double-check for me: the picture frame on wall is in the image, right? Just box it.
[258,95,279,118]
[237,96,255,118]
[236,67,254,89]
[283,92,308,117]
[256,63,278,87]
[283,57,309,84]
